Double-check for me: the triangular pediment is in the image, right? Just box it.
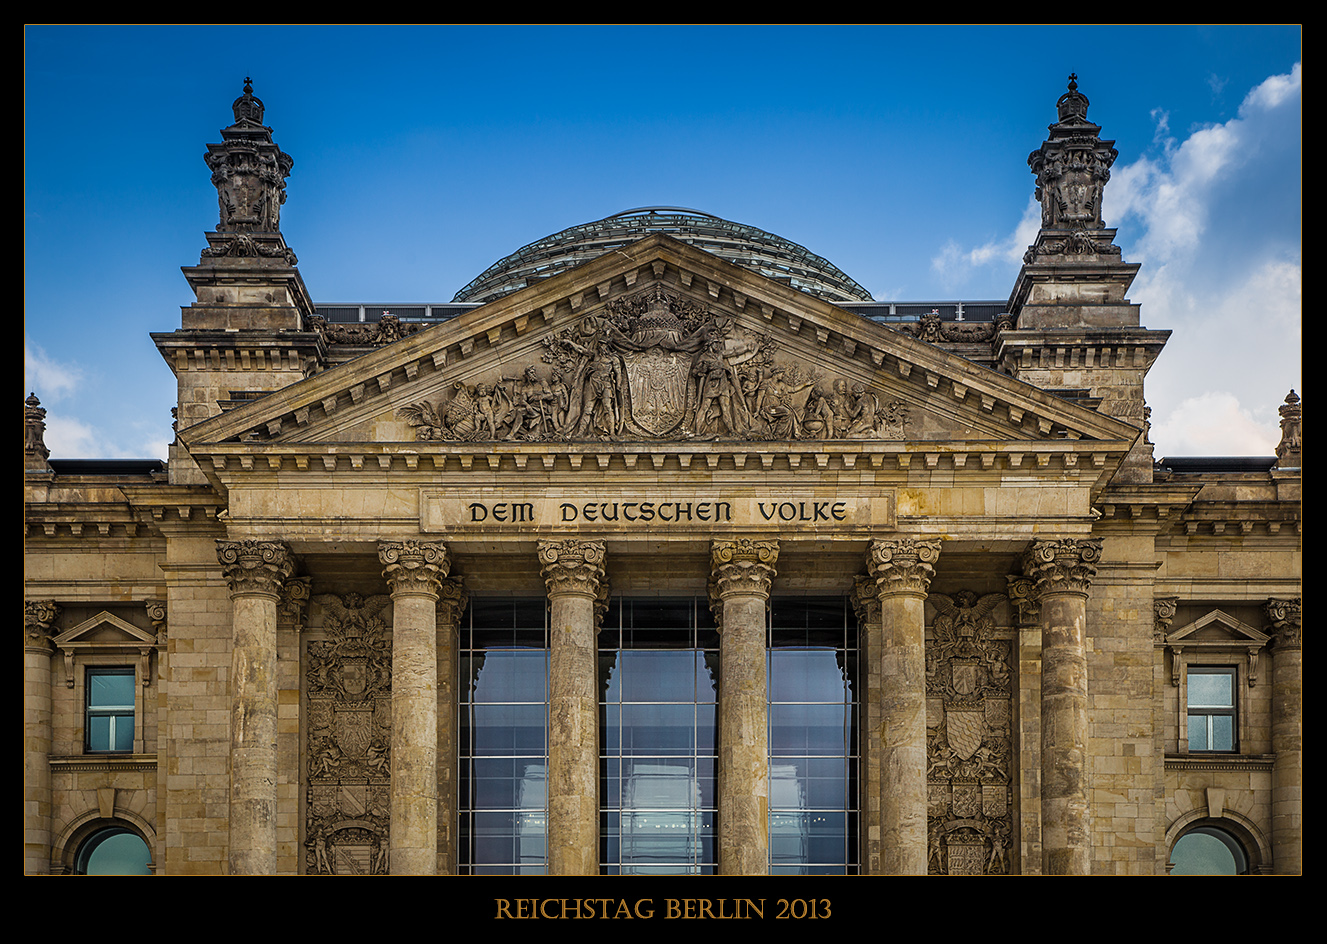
[182,235,1139,455]
[1166,610,1270,649]
[53,610,158,648]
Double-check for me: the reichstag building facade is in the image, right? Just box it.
[24,78,1301,875]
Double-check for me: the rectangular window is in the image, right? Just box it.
[458,599,549,874]
[86,667,135,753]
[768,598,859,874]
[1188,666,1236,752]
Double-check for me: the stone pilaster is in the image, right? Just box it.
[538,539,606,876]
[379,540,449,876]
[1265,597,1301,874]
[24,601,59,874]
[1023,538,1100,875]
[866,539,940,875]
[1006,574,1041,874]
[710,538,778,876]
[435,576,467,875]
[849,576,883,874]
[217,539,293,875]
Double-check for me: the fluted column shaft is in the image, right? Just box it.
[380,540,449,876]
[435,577,467,875]
[24,601,59,874]
[1266,598,1301,874]
[867,539,939,874]
[1024,539,1100,875]
[539,539,605,876]
[711,538,778,875]
[218,540,292,875]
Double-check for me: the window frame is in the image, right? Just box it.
[84,666,137,754]
[1185,665,1238,753]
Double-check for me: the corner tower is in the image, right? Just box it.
[153,80,325,484]
[1000,75,1169,483]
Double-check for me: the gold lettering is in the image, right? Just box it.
[495,900,513,919]
[633,899,655,919]
[666,899,682,920]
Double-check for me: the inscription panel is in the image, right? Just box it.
[421,489,896,534]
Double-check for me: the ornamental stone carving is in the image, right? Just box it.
[378,541,449,597]
[308,314,425,347]
[24,600,60,646]
[399,287,914,444]
[204,79,293,235]
[710,539,779,598]
[1022,539,1102,597]
[925,589,1013,875]
[305,592,393,874]
[1153,597,1178,644]
[1265,597,1301,650]
[866,539,941,595]
[1005,575,1039,624]
[24,393,49,467]
[1275,390,1301,468]
[217,540,294,597]
[538,540,606,597]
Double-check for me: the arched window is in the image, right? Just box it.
[75,825,152,875]
[1170,824,1249,875]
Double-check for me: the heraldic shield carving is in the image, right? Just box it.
[399,287,911,443]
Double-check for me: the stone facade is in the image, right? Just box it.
[23,78,1301,875]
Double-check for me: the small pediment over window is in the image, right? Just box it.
[1165,609,1270,687]
[52,611,160,689]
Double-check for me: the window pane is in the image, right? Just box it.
[89,671,134,708]
[1188,714,1209,751]
[1189,671,1234,708]
[1211,715,1234,751]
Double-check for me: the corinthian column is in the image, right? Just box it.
[1023,538,1100,875]
[1265,597,1301,874]
[217,539,293,875]
[866,539,940,875]
[710,538,778,875]
[435,577,467,875]
[538,539,606,876]
[24,601,59,874]
[379,540,449,876]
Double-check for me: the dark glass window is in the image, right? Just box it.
[86,667,135,753]
[1171,825,1249,874]
[75,825,152,874]
[458,599,548,874]
[768,598,858,874]
[600,598,719,874]
[1188,667,1236,752]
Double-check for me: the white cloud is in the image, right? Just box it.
[1150,391,1277,457]
[1243,61,1301,111]
[930,197,1039,288]
[24,340,83,401]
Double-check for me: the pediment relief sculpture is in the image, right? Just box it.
[398,287,912,444]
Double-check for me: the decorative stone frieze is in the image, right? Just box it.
[378,540,449,596]
[305,593,393,875]
[710,538,779,598]
[866,538,941,595]
[217,540,295,598]
[309,313,425,348]
[925,591,1012,874]
[399,287,913,444]
[1022,538,1102,597]
[538,539,607,597]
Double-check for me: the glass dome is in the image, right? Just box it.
[453,207,873,305]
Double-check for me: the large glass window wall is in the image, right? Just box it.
[458,598,548,874]
[768,598,859,874]
[599,598,720,874]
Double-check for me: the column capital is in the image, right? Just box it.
[849,574,881,626]
[1265,597,1302,650]
[436,577,468,631]
[710,538,779,599]
[1022,538,1101,597]
[866,539,940,596]
[538,539,605,598]
[1006,574,1040,625]
[24,600,60,650]
[379,540,449,598]
[218,540,294,598]
[1153,596,1178,644]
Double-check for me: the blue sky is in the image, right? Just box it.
[25,26,1301,460]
